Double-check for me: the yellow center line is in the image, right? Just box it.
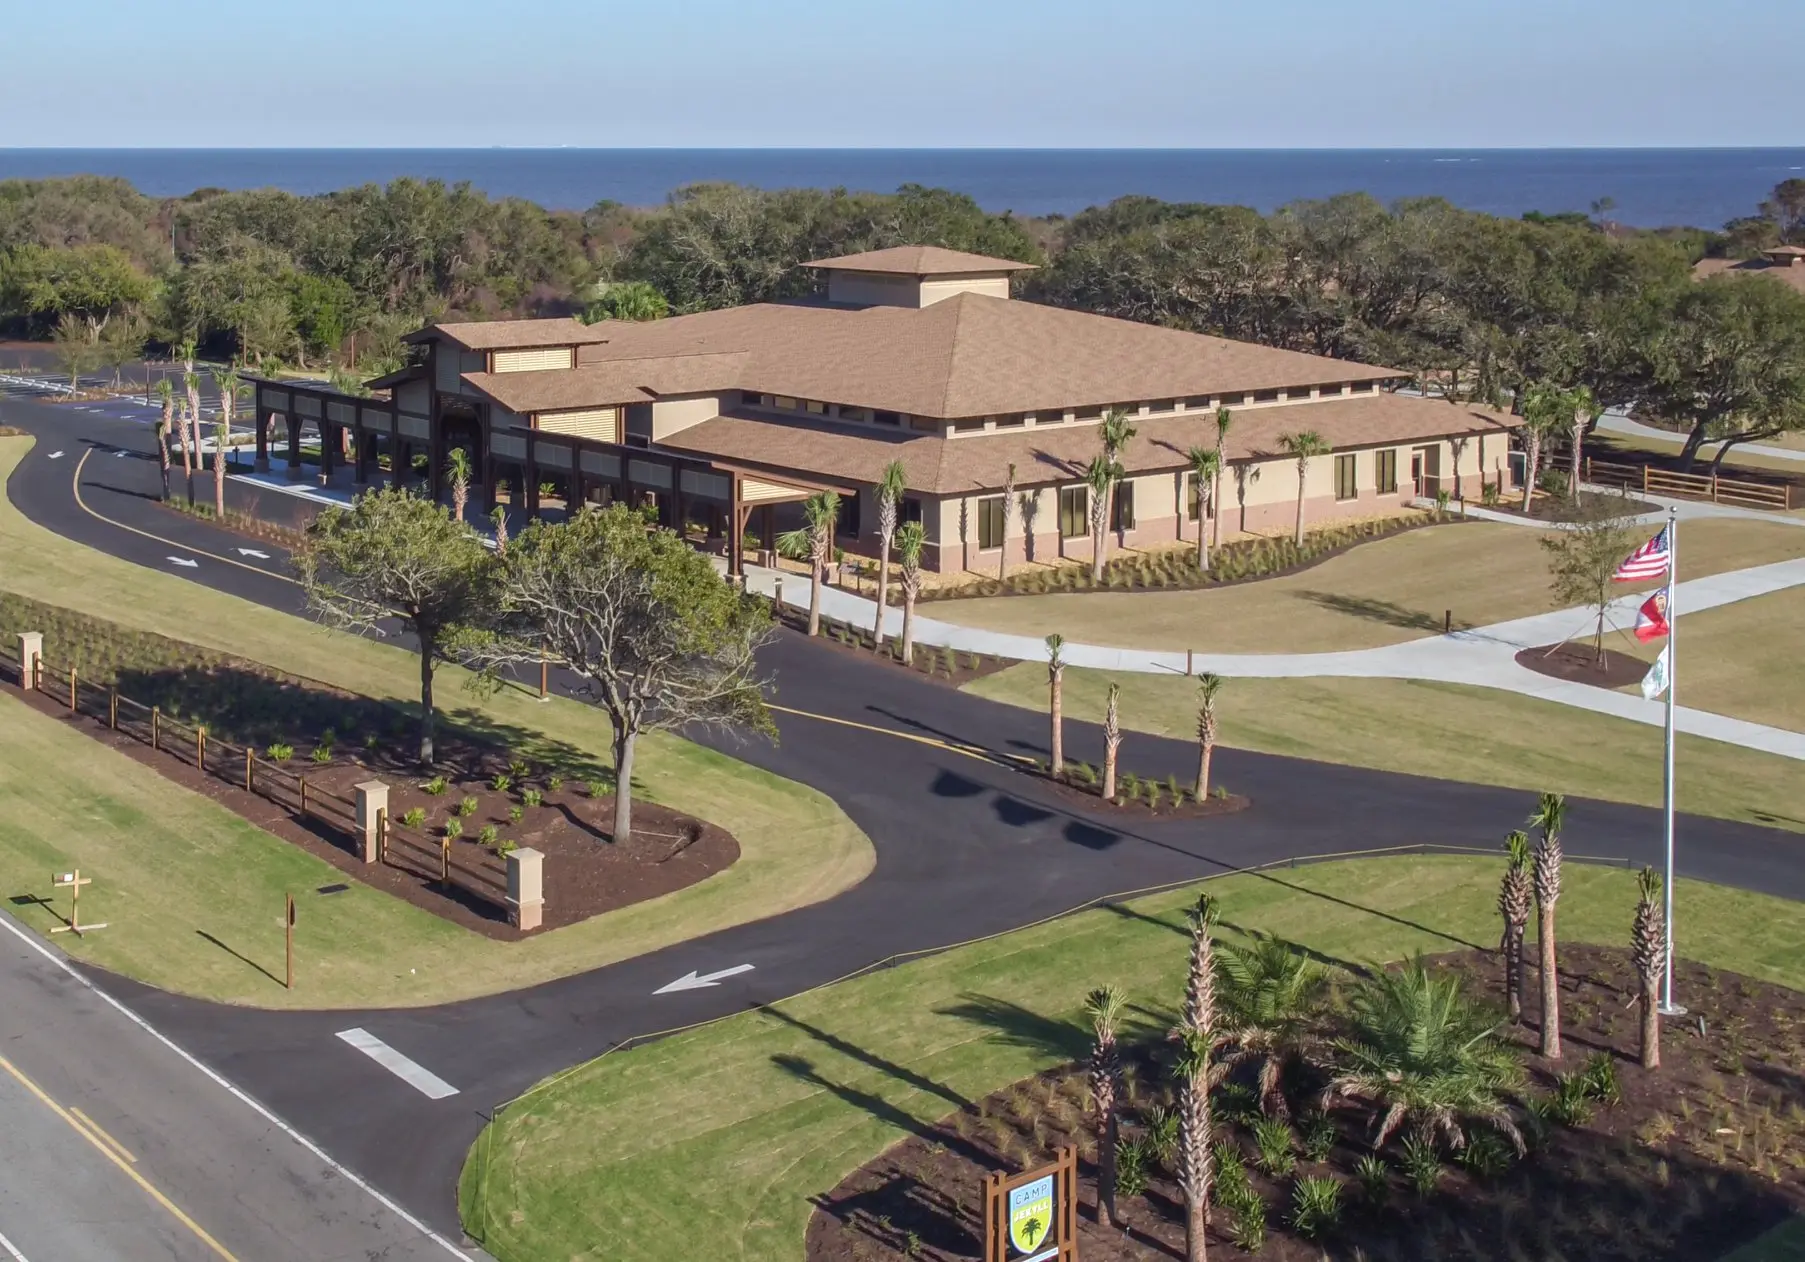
[0,1053,241,1262]
[71,448,300,586]
[68,1106,138,1164]
[766,701,1032,767]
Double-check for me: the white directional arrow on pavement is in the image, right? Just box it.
[47,451,64,459]
[167,556,200,568]
[114,449,130,457]
[654,964,755,995]
[236,548,270,559]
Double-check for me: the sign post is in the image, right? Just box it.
[285,893,296,990]
[983,1148,1078,1262]
[49,870,108,937]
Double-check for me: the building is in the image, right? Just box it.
[1692,246,1805,296]
[249,245,1518,575]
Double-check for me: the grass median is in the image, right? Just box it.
[458,854,1805,1262]
[0,437,873,1007]
[966,667,1805,833]
[934,517,1801,653]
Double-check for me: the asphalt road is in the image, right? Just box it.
[4,385,1803,1241]
[0,917,464,1261]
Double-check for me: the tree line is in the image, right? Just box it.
[3,174,1803,463]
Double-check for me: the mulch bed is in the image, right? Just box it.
[1032,771,1251,821]
[780,613,1017,690]
[8,667,736,940]
[1516,641,1652,690]
[1508,488,1664,522]
[806,944,1805,1262]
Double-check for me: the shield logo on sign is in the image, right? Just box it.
[1008,1175,1054,1255]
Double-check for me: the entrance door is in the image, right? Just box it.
[1412,445,1440,498]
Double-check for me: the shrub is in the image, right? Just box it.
[497,838,518,856]
[508,805,524,824]
[546,773,564,792]
[265,742,294,763]
[1120,771,1141,800]
[1143,1105,1179,1167]
[491,773,513,792]
[508,758,529,778]
[400,807,426,828]
[443,817,464,840]
[522,788,543,808]
[1212,784,1230,800]
[309,743,333,764]
[1545,1070,1595,1127]
[1225,1195,1267,1252]
[423,775,448,796]
[1113,1134,1154,1197]
[1071,762,1097,788]
[1165,774,1184,805]
[1580,1051,1622,1106]
[477,824,500,846]
[1252,1117,1296,1176]
[1538,468,1570,497]
[1212,1140,1252,1203]
[1481,481,1503,508]
[1300,1111,1337,1163]
[1353,1154,1390,1205]
[1212,1082,1260,1127]
[1289,1175,1344,1240]
[1399,1136,1442,1196]
[1141,780,1160,809]
[456,795,480,817]
[586,778,608,797]
[1458,1129,1514,1179]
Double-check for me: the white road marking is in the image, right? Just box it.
[0,917,468,1260]
[166,557,199,569]
[334,1029,459,1100]
[654,963,756,994]
[46,451,63,459]
[0,1226,31,1261]
[235,548,270,559]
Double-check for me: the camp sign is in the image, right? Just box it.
[983,1148,1077,1262]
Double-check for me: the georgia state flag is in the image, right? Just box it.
[1634,591,1670,643]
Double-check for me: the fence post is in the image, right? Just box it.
[108,687,118,730]
[244,747,253,792]
[1641,464,1649,494]
[1710,473,1719,504]
[33,657,42,693]
[68,666,77,712]
[376,806,388,863]
[299,776,309,819]
[441,836,451,884]
[151,706,160,751]
[196,727,205,769]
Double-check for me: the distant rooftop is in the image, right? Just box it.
[803,245,1037,275]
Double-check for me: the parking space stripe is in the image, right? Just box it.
[334,1029,459,1100]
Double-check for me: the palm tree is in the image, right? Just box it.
[153,378,174,501]
[1517,384,1569,513]
[211,421,228,518]
[1529,791,1566,1059]
[1045,633,1066,780]
[1566,386,1597,502]
[1175,894,1221,1262]
[998,461,1016,580]
[447,447,473,524]
[1497,831,1532,1024]
[1217,934,1330,1117]
[1211,407,1233,548]
[1083,455,1117,582]
[1632,867,1664,1070]
[1084,985,1127,1229]
[872,460,906,647]
[1193,673,1221,801]
[182,366,203,506]
[896,520,925,667]
[214,364,239,451]
[1102,683,1121,802]
[1322,955,1525,1154]
[1185,447,1221,571]
[490,504,510,555]
[1099,409,1137,552]
[778,491,841,637]
[1277,431,1329,545]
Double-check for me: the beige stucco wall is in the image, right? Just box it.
[651,394,722,441]
[918,274,1012,305]
[825,269,1013,309]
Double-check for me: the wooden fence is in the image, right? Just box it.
[7,646,508,915]
[1586,458,1793,511]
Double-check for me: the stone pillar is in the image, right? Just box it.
[285,415,302,481]
[254,412,271,473]
[17,632,42,692]
[507,847,544,931]
[353,780,389,864]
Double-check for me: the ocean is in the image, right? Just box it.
[2,148,1801,230]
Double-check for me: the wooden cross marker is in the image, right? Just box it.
[49,870,108,936]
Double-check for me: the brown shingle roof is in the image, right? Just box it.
[462,352,749,414]
[403,318,612,351]
[658,392,1518,496]
[1692,258,1805,295]
[572,294,1399,419]
[802,246,1038,274]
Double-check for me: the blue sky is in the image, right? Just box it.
[10,0,1802,148]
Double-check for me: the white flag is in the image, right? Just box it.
[1640,646,1671,701]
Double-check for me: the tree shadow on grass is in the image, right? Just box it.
[772,1053,992,1167]
[1295,589,1454,634]
[195,928,284,987]
[936,993,1091,1062]
[760,1005,972,1113]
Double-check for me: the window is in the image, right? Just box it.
[1187,471,1215,520]
[977,496,1005,549]
[1253,388,1281,403]
[872,410,901,426]
[774,396,798,410]
[1184,397,1212,410]
[1112,480,1136,531]
[1075,405,1104,421]
[1036,409,1066,425]
[1151,400,1177,414]
[1058,486,1088,538]
[804,400,826,415]
[1376,448,1398,494]
[837,491,861,537]
[1287,386,1317,401]
[901,496,924,525]
[842,407,872,424]
[1334,453,1358,501]
[1219,392,1245,407]
[1351,381,1376,394]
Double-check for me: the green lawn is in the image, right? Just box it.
[966,667,1805,833]
[0,437,873,1006]
[933,517,1801,652]
[1727,1218,1805,1262]
[1609,585,1805,735]
[459,855,1805,1262]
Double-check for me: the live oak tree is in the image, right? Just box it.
[483,505,774,844]
[1538,494,1642,665]
[294,488,494,767]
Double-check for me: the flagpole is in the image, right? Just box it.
[1660,505,1684,1017]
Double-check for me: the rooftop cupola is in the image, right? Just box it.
[803,245,1037,309]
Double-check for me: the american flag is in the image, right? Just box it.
[1613,525,1672,583]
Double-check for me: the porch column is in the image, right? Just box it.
[254,410,270,472]
[525,432,540,518]
[728,474,745,578]
[570,457,586,514]
[391,438,407,490]
[353,428,373,485]
[284,415,302,481]
[426,419,443,504]
[318,421,336,486]
[760,503,775,557]
[482,445,497,512]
